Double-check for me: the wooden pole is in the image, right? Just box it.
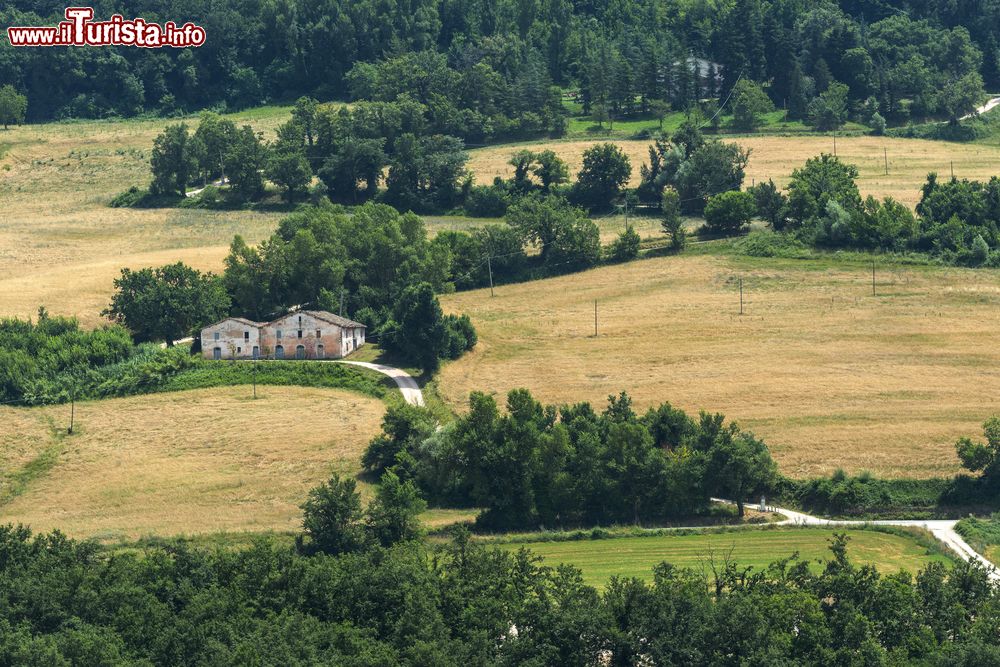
[487,255,495,297]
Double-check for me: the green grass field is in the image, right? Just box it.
[500,527,951,589]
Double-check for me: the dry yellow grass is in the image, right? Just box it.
[0,386,385,540]
[438,253,1000,479]
[467,136,1000,209]
[0,108,292,326]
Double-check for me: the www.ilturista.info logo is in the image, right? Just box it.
[7,7,205,48]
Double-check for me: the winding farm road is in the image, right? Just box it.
[962,96,1000,120]
[335,360,425,407]
[716,499,1000,581]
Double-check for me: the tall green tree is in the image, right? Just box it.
[379,282,450,373]
[266,148,312,203]
[299,474,367,556]
[572,143,631,211]
[0,85,28,129]
[150,123,201,196]
[955,417,1000,478]
[193,112,237,182]
[808,82,849,131]
[731,80,775,132]
[103,262,230,345]
[365,470,428,547]
[532,150,569,191]
[224,125,267,201]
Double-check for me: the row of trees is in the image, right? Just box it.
[3,485,1000,663]
[3,1,992,127]
[744,153,1000,266]
[0,309,135,404]
[362,389,777,530]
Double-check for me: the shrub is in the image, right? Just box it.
[703,190,756,236]
[870,112,887,136]
[109,186,146,208]
[464,184,511,218]
[609,225,641,262]
[735,231,811,258]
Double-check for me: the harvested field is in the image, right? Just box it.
[467,136,1000,209]
[439,252,1000,478]
[0,385,385,540]
[0,107,292,326]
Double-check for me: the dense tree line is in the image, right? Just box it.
[362,388,778,530]
[4,510,1000,664]
[0,309,134,404]
[2,1,994,128]
[740,153,1000,265]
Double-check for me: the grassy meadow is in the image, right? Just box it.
[439,252,1000,479]
[0,106,294,327]
[0,385,386,541]
[500,527,951,589]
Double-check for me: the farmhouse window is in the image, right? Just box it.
[298,330,303,338]
[276,329,282,339]
[237,347,242,353]
[244,331,249,340]
[316,329,321,337]
[214,332,220,340]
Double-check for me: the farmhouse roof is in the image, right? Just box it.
[301,310,367,329]
[214,316,264,327]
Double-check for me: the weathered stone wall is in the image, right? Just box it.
[262,312,344,359]
[201,320,262,359]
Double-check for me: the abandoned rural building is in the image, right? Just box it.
[200,310,366,360]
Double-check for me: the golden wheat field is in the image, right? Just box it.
[467,136,1000,209]
[0,107,293,326]
[0,386,385,540]
[438,252,1000,478]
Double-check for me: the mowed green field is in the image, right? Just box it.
[500,528,951,589]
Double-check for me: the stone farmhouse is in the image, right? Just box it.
[201,310,366,360]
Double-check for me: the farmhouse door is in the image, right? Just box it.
[296,345,306,359]
[317,344,324,359]
[275,345,284,359]
[213,347,221,360]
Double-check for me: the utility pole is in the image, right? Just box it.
[487,255,495,297]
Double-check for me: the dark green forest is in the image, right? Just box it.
[2,0,996,127]
[3,515,1000,665]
